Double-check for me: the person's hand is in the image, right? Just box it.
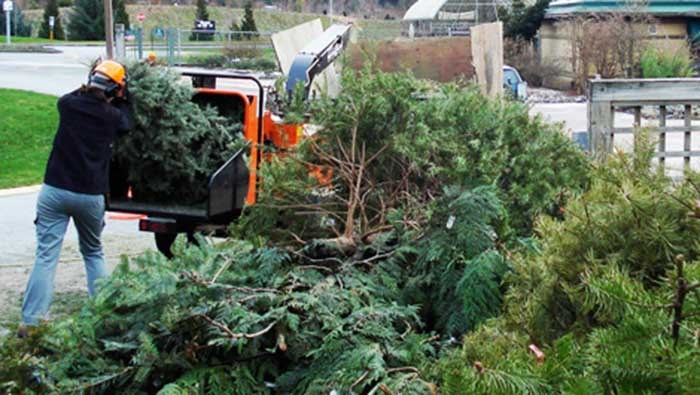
[115,80,129,101]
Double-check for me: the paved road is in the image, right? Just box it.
[0,46,105,96]
[0,47,154,267]
[0,190,152,266]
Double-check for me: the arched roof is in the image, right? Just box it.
[403,0,451,20]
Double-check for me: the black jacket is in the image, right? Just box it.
[44,89,133,195]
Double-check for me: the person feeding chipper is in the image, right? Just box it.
[18,60,134,337]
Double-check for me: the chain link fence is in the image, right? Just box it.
[124,28,275,68]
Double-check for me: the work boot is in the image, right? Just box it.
[16,324,34,339]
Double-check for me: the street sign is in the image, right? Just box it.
[153,27,164,38]
[2,0,12,12]
[49,16,55,28]
[137,12,145,22]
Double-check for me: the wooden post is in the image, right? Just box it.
[634,106,641,153]
[685,105,692,169]
[588,99,613,156]
[104,0,114,59]
[659,105,666,168]
[471,22,503,98]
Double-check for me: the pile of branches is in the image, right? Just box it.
[441,137,700,394]
[1,67,591,394]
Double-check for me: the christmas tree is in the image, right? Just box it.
[112,63,243,204]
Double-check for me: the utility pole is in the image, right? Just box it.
[3,0,12,45]
[329,0,333,24]
[103,0,114,59]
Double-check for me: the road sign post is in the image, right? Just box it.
[136,26,143,59]
[115,23,125,59]
[3,0,12,45]
[49,16,55,40]
[136,12,145,60]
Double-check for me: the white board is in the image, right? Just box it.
[271,19,340,98]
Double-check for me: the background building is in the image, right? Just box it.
[540,0,700,88]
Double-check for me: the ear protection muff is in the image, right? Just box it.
[103,81,120,98]
[86,57,126,98]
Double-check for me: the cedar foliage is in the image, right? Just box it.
[39,0,64,40]
[111,63,244,204]
[440,137,700,394]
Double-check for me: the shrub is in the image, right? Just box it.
[185,53,228,67]
[234,57,278,71]
[222,44,262,59]
[568,13,653,92]
[641,45,694,78]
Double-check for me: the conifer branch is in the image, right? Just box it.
[194,314,276,340]
[350,370,370,390]
[387,366,420,374]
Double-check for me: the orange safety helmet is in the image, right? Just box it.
[92,60,126,87]
[88,60,127,97]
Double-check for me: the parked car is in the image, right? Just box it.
[503,65,527,100]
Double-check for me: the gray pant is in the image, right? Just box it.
[22,184,107,325]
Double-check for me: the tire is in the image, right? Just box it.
[155,233,177,258]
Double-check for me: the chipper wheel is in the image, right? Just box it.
[155,232,205,258]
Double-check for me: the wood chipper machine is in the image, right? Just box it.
[107,24,351,256]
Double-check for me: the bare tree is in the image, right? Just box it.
[567,10,654,92]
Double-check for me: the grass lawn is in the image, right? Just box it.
[0,89,57,189]
[0,35,103,45]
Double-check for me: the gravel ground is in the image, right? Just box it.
[0,233,154,334]
[527,87,586,104]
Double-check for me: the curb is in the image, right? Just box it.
[0,185,41,197]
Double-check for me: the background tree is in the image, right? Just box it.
[190,0,213,41]
[0,3,32,37]
[67,0,104,40]
[39,0,64,40]
[568,13,652,91]
[229,18,242,40]
[499,0,550,41]
[240,0,259,38]
[114,0,129,29]
[67,0,129,40]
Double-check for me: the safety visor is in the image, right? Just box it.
[88,71,119,92]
